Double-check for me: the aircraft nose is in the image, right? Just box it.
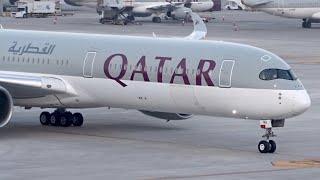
[292,90,311,115]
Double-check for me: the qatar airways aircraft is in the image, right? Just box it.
[241,0,320,28]
[0,12,310,153]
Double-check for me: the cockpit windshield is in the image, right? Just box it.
[259,69,298,81]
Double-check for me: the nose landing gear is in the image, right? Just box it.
[258,128,277,153]
[257,120,283,153]
[40,109,84,127]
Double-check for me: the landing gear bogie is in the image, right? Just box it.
[302,19,312,28]
[39,110,84,127]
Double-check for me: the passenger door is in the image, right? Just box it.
[219,60,235,88]
[83,52,97,78]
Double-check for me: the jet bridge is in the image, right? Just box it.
[97,0,135,25]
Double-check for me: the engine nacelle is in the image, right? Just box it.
[312,12,320,20]
[241,0,270,7]
[0,87,13,127]
[170,7,190,20]
[140,110,193,120]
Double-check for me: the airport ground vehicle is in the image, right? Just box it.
[225,1,242,10]
[15,0,56,18]
[97,0,134,25]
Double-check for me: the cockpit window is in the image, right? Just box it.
[259,69,297,81]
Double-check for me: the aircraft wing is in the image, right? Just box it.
[146,3,183,12]
[0,72,75,99]
[184,12,207,40]
[241,0,273,7]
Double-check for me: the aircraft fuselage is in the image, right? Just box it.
[0,29,310,121]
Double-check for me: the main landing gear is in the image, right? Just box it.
[302,19,312,28]
[257,120,284,153]
[40,109,84,127]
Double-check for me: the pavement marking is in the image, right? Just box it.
[144,168,299,180]
[272,159,320,168]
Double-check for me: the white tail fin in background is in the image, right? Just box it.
[184,11,207,40]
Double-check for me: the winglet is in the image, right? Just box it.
[0,24,3,29]
[184,11,207,40]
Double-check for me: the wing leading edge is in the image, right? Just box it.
[0,72,74,98]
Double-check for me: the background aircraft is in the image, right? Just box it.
[65,0,221,23]
[2,0,17,10]
[241,0,320,28]
[128,0,220,23]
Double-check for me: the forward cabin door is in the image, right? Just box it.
[83,52,97,78]
[219,60,235,88]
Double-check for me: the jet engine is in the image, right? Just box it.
[168,7,191,20]
[0,87,13,127]
[140,110,193,120]
[241,0,270,7]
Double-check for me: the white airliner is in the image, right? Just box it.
[241,0,320,28]
[0,12,310,153]
[131,0,219,22]
[66,0,220,23]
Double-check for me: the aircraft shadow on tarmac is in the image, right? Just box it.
[0,119,186,140]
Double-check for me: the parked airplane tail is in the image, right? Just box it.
[211,0,221,11]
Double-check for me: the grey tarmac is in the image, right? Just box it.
[0,10,319,180]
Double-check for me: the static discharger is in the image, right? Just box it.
[272,159,320,168]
